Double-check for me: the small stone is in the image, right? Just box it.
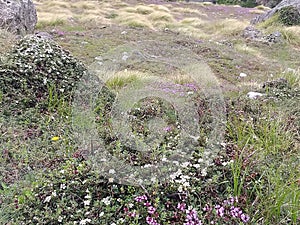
[247,91,264,99]
[95,56,103,61]
[122,52,129,61]
[239,73,247,77]
[121,31,127,35]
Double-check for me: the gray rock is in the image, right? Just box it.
[243,26,282,44]
[247,92,265,99]
[251,0,300,25]
[35,32,53,40]
[263,31,282,43]
[0,0,37,35]
[243,26,263,40]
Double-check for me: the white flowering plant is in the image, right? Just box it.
[0,35,86,112]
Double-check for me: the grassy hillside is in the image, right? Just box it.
[0,0,299,224]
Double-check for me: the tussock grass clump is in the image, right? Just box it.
[255,5,270,11]
[116,12,153,29]
[204,19,248,36]
[36,18,66,29]
[180,17,205,26]
[148,11,175,23]
[250,9,266,15]
[148,4,170,13]
[106,70,150,90]
[125,5,154,15]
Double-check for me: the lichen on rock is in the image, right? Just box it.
[0,0,37,35]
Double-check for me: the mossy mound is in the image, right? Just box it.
[278,6,300,26]
[0,35,87,113]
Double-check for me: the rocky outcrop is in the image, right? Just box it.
[256,0,281,8]
[243,26,282,44]
[0,0,37,35]
[252,0,300,24]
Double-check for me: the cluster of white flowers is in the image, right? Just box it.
[84,189,92,207]
[101,196,111,206]
[79,218,91,225]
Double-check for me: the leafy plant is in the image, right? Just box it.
[0,36,87,113]
[278,6,300,26]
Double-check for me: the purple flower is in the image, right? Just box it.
[164,126,172,132]
[241,213,250,223]
[230,206,242,218]
[185,209,202,225]
[128,211,137,217]
[146,216,160,225]
[135,195,148,202]
[216,206,225,217]
[148,206,156,214]
[177,202,186,211]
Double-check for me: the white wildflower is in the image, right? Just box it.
[43,195,51,203]
[109,169,116,174]
[58,216,63,222]
[193,164,201,168]
[84,200,91,206]
[101,196,111,206]
[79,218,91,225]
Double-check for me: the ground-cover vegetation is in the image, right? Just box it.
[0,0,299,224]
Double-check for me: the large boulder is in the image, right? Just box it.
[0,0,37,35]
[252,0,300,25]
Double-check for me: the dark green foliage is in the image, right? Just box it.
[0,36,87,112]
[217,0,257,7]
[278,6,300,26]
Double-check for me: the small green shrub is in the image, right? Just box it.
[217,0,257,7]
[278,6,300,26]
[0,36,87,112]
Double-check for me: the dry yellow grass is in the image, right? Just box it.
[115,12,154,29]
[172,7,204,15]
[124,5,154,15]
[255,5,271,11]
[280,27,300,46]
[180,17,205,27]
[148,4,170,12]
[203,19,248,37]
[249,9,266,15]
[33,0,250,41]
[148,11,174,23]
[106,70,151,89]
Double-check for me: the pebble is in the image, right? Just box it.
[247,91,264,99]
[239,72,247,77]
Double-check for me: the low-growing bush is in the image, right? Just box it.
[278,6,300,26]
[217,0,257,7]
[0,35,87,113]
